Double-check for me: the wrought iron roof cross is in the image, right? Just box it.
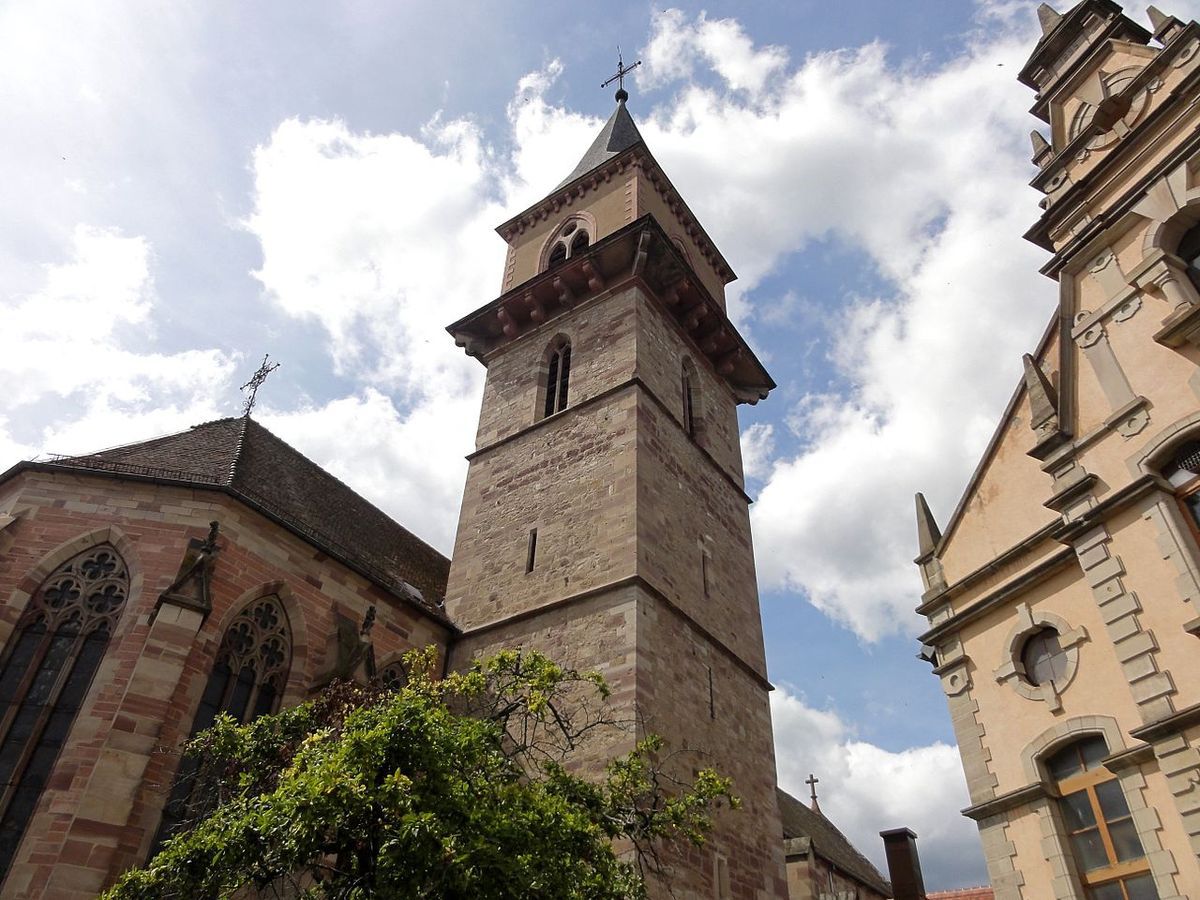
[805,773,820,810]
[601,46,641,101]
[240,353,280,417]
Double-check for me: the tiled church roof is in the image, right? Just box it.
[777,788,891,896]
[29,417,452,621]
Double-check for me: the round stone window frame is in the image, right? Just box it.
[994,603,1088,713]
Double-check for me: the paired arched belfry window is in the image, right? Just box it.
[1043,735,1157,899]
[0,544,129,875]
[152,595,292,850]
[544,219,590,271]
[543,340,572,419]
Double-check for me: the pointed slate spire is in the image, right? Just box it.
[915,493,942,559]
[555,97,647,190]
[1022,353,1059,435]
[1037,3,1063,34]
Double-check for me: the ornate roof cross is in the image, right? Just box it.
[805,773,821,811]
[601,46,641,102]
[240,353,280,417]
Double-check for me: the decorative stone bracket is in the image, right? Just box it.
[995,604,1088,713]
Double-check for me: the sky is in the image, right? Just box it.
[5,0,1198,890]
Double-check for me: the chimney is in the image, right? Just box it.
[880,827,927,900]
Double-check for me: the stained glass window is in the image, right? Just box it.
[151,596,291,853]
[0,544,129,876]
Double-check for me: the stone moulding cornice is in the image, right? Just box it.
[1129,699,1200,743]
[1019,0,1141,95]
[456,572,773,692]
[1028,75,1200,259]
[448,215,774,404]
[1051,473,1168,543]
[962,781,1049,821]
[494,145,736,285]
[916,521,1060,614]
[1154,301,1200,347]
[464,374,754,505]
[918,547,1077,646]
[1102,742,1156,772]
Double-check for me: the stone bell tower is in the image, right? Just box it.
[443,88,788,899]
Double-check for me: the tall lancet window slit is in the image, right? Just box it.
[0,544,129,877]
[543,341,571,419]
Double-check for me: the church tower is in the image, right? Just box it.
[444,88,789,898]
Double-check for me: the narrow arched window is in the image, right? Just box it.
[152,595,291,851]
[682,361,697,438]
[0,544,129,875]
[542,219,592,272]
[1044,736,1158,899]
[543,341,571,418]
[570,230,589,257]
[548,243,567,268]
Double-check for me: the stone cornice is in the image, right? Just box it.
[448,216,774,404]
[1129,699,1200,743]
[1050,474,1168,543]
[456,572,773,692]
[962,782,1048,821]
[918,546,1077,645]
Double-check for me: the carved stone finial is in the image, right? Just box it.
[1147,5,1171,29]
[1037,3,1063,35]
[1030,130,1051,163]
[1146,6,1184,42]
[157,522,221,616]
[1022,353,1059,436]
[915,493,942,559]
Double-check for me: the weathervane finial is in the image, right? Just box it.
[239,353,280,417]
[601,46,641,103]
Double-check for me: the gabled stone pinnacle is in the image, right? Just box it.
[1022,353,1059,433]
[914,493,942,559]
[1147,6,1184,42]
[1037,3,1063,35]
[1030,130,1051,161]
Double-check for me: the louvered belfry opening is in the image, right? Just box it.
[0,544,130,876]
[150,595,291,854]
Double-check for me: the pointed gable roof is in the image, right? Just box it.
[777,789,891,896]
[555,98,646,190]
[15,418,451,620]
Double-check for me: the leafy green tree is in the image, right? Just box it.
[104,649,737,899]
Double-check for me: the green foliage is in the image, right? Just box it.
[104,648,736,899]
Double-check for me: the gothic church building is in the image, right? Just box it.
[0,92,799,898]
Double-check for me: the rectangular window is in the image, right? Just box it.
[526,528,538,574]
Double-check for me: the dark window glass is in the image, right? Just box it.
[570,231,589,256]
[682,367,696,437]
[548,242,567,268]
[1021,628,1068,686]
[542,343,571,419]
[1180,222,1200,291]
[151,597,291,855]
[0,545,128,878]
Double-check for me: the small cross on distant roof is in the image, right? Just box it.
[601,46,642,102]
[240,353,280,417]
[805,773,821,811]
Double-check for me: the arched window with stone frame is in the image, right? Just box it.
[1176,219,1200,293]
[1041,734,1159,900]
[150,594,292,852]
[0,543,130,876]
[541,217,593,272]
[539,336,572,420]
[681,358,700,440]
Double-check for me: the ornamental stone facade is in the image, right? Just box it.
[918,4,1200,899]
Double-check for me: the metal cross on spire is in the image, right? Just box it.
[601,46,641,102]
[805,773,821,812]
[239,353,280,417]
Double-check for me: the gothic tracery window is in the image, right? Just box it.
[542,340,571,419]
[152,595,291,851]
[0,544,129,875]
[544,219,590,271]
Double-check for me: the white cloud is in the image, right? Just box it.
[772,686,985,890]
[740,422,775,483]
[0,225,236,460]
